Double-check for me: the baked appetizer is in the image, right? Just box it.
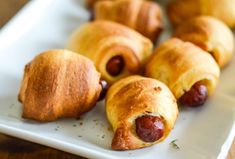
[145,38,220,107]
[94,0,163,42]
[167,0,235,28]
[85,0,107,9]
[106,75,178,150]
[173,16,234,68]
[67,20,153,84]
[18,50,107,122]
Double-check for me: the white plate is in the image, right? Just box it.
[0,0,234,159]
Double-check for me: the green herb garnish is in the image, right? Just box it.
[170,139,180,150]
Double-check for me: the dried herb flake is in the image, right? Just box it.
[170,139,180,150]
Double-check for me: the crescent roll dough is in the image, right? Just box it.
[18,50,102,122]
[106,75,178,150]
[86,0,113,9]
[145,38,220,99]
[174,16,234,68]
[94,0,163,41]
[67,20,153,84]
[167,0,235,28]
[86,0,101,9]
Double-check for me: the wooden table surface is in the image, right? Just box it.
[0,0,234,159]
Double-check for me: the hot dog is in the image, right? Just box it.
[67,21,152,84]
[106,75,178,150]
[145,38,220,107]
[106,55,125,76]
[135,115,164,142]
[98,80,108,101]
[179,82,208,107]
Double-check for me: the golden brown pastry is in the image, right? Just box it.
[67,20,153,84]
[167,0,235,28]
[94,0,163,42]
[85,0,108,9]
[173,16,234,68]
[18,50,105,122]
[106,75,178,150]
[145,38,220,107]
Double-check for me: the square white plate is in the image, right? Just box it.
[0,0,234,159]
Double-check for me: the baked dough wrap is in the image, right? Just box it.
[167,0,235,28]
[85,0,111,9]
[18,50,102,122]
[174,16,234,68]
[94,0,163,41]
[106,75,178,150]
[67,20,153,84]
[145,38,220,99]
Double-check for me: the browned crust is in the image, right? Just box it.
[67,20,153,84]
[85,0,104,9]
[111,124,134,150]
[173,16,234,68]
[18,62,31,103]
[167,0,201,27]
[145,38,220,99]
[106,76,178,150]
[18,50,102,122]
[135,0,163,42]
[94,0,163,41]
[167,0,235,28]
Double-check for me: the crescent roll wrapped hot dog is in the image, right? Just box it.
[106,75,178,150]
[145,38,220,107]
[94,0,163,42]
[67,20,153,84]
[18,50,106,122]
[173,16,234,68]
[167,0,235,28]
[86,0,101,9]
[86,0,112,9]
